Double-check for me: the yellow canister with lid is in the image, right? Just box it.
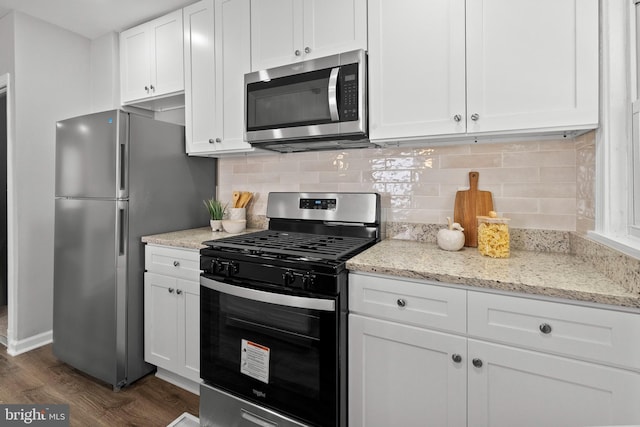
[477,211,510,258]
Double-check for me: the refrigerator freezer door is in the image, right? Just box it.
[53,198,127,387]
[55,110,128,199]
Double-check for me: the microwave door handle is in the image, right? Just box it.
[328,67,340,121]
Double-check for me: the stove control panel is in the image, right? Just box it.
[299,198,336,210]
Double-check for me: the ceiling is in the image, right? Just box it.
[0,0,198,40]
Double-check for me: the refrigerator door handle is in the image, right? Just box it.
[117,201,128,258]
[116,112,129,198]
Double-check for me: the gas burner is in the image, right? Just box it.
[204,230,375,262]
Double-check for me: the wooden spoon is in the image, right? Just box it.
[232,191,241,208]
[241,192,253,208]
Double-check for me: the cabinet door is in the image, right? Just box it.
[368,0,466,141]
[216,0,253,153]
[184,0,216,153]
[302,0,367,60]
[349,314,467,427]
[144,272,179,370]
[185,0,253,155]
[250,0,302,70]
[178,278,200,382]
[120,25,151,103]
[468,339,640,427]
[149,9,184,97]
[465,0,598,134]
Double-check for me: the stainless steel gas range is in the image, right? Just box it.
[199,192,382,427]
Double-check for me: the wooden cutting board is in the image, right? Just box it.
[454,171,494,247]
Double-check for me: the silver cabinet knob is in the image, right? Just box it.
[295,50,301,56]
[150,84,155,92]
[144,86,149,92]
[452,354,462,363]
[539,323,552,334]
[216,138,222,143]
[453,114,462,122]
[168,288,175,293]
[472,358,483,368]
[396,298,406,308]
[173,260,180,267]
[176,289,183,295]
[304,46,311,54]
[209,139,215,144]
[471,113,480,121]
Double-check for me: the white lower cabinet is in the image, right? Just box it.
[467,339,640,427]
[348,272,640,427]
[144,245,200,389]
[349,314,467,427]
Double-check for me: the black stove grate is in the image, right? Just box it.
[204,230,374,261]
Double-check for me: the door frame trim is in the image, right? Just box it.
[0,72,18,354]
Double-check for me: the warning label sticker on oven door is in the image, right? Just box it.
[241,339,270,384]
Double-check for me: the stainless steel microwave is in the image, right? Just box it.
[244,49,369,152]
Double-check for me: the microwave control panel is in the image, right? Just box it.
[339,63,359,122]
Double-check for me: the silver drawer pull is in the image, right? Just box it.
[168,288,175,294]
[539,323,552,334]
[397,298,406,308]
[173,260,180,267]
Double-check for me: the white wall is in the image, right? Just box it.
[90,32,119,112]
[12,12,91,342]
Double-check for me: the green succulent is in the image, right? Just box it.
[203,198,227,220]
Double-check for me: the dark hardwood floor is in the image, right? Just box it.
[0,344,199,426]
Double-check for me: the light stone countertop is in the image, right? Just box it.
[141,226,261,250]
[141,228,640,309]
[346,239,640,309]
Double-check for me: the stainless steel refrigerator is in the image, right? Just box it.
[53,109,215,390]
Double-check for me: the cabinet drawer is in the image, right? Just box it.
[145,245,201,281]
[349,273,466,334]
[468,291,640,371]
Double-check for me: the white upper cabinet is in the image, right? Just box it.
[368,0,467,140]
[368,0,599,143]
[184,0,253,156]
[250,0,367,71]
[120,9,184,106]
[465,0,599,135]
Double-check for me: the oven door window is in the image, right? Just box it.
[201,281,338,427]
[247,68,335,131]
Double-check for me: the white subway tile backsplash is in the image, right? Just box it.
[502,150,575,168]
[503,182,576,198]
[539,166,577,182]
[217,134,593,232]
[440,153,503,169]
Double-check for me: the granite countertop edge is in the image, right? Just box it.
[346,239,640,310]
[141,226,262,250]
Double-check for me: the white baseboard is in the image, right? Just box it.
[7,329,52,356]
[155,368,201,396]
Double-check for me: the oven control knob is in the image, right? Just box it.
[223,261,239,277]
[302,273,316,289]
[213,258,226,274]
[283,270,296,286]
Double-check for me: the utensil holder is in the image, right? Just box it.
[229,208,246,221]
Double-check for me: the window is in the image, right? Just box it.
[591,1,640,258]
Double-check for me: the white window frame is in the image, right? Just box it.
[590,0,640,259]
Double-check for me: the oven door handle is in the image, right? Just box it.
[201,276,336,312]
[328,67,340,122]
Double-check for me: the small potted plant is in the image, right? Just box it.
[204,198,227,231]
